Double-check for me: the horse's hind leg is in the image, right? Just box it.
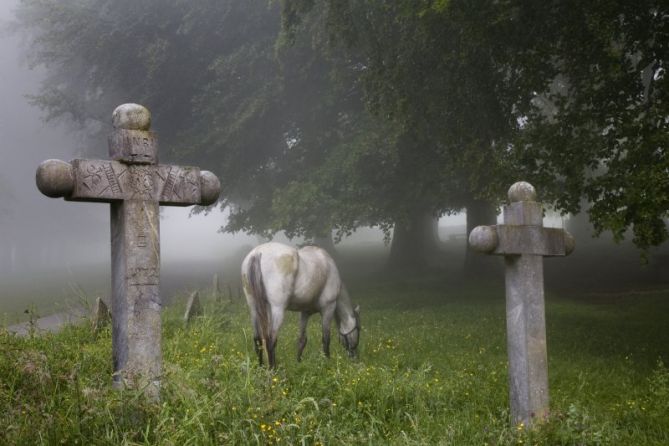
[267,307,285,369]
[251,314,264,366]
[296,312,309,362]
[321,304,335,358]
[267,337,277,369]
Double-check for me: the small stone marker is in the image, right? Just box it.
[91,297,111,332]
[183,291,203,323]
[35,103,221,398]
[212,273,221,300]
[469,181,575,427]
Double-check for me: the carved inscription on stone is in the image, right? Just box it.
[82,164,104,192]
[128,266,159,286]
[129,166,155,200]
[68,160,204,206]
[103,163,123,195]
[155,165,201,205]
[161,168,178,199]
[108,129,158,164]
[137,229,147,248]
[69,159,128,202]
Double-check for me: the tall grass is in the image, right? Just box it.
[1,276,668,445]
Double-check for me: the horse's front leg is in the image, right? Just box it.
[321,306,335,358]
[296,312,309,362]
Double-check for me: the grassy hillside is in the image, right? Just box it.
[1,275,668,445]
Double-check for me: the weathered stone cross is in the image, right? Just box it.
[468,181,575,427]
[35,103,221,398]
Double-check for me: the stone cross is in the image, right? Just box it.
[35,103,221,398]
[468,181,575,427]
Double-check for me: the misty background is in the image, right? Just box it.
[0,0,390,320]
[1,0,668,324]
[0,0,258,319]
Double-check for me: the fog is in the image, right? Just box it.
[2,0,667,325]
[0,0,262,319]
[0,0,395,321]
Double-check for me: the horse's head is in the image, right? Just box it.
[339,305,360,358]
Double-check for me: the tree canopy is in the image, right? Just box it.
[282,0,669,250]
[14,0,364,240]
[517,1,669,249]
[13,0,669,258]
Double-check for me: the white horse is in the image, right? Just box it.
[241,242,360,368]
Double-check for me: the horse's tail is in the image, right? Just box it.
[248,253,271,342]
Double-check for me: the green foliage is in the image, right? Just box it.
[282,0,552,205]
[15,0,383,241]
[232,117,403,240]
[2,280,668,444]
[283,0,669,250]
[15,0,669,250]
[14,0,284,165]
[517,1,669,249]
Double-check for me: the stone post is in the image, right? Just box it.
[183,290,203,323]
[35,103,221,399]
[92,297,111,332]
[468,181,575,427]
[212,273,221,300]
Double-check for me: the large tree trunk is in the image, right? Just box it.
[386,211,440,271]
[464,199,499,275]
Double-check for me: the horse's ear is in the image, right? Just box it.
[354,305,360,314]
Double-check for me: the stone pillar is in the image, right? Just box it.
[468,181,575,427]
[110,174,162,392]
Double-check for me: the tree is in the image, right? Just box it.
[18,0,545,270]
[514,1,669,250]
[14,0,283,167]
[14,0,378,254]
[21,0,666,277]
[283,0,669,255]
[280,0,559,268]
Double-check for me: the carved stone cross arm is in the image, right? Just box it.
[469,183,575,258]
[469,224,575,257]
[35,158,219,206]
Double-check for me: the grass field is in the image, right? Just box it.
[1,270,668,445]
